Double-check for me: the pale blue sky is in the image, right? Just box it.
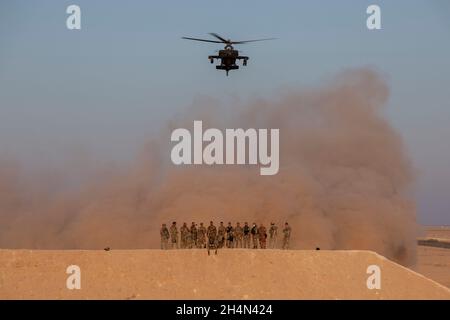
[0,0,449,224]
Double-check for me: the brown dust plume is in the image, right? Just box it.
[0,68,418,265]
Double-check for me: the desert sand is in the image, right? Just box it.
[1,226,449,299]
[414,226,450,288]
[416,246,450,289]
[1,249,449,300]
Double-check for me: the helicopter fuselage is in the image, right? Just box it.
[208,46,248,76]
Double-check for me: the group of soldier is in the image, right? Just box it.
[160,221,292,252]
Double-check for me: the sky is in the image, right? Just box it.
[0,0,449,224]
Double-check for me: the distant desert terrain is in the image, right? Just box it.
[1,249,449,300]
[423,226,450,240]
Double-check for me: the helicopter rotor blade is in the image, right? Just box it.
[182,37,223,44]
[183,35,277,45]
[209,33,229,43]
[232,38,277,44]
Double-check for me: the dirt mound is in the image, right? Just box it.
[0,249,449,299]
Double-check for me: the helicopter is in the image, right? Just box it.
[182,33,276,76]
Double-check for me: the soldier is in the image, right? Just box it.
[180,222,189,249]
[226,222,234,248]
[197,222,207,248]
[282,222,292,249]
[218,222,226,248]
[258,223,267,249]
[269,222,278,249]
[243,222,251,248]
[169,222,179,249]
[190,222,198,249]
[251,223,259,249]
[160,223,170,250]
[234,222,243,248]
[186,227,192,249]
[207,221,218,255]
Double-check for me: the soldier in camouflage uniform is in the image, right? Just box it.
[243,222,251,249]
[258,223,267,249]
[186,228,192,248]
[197,222,207,248]
[207,221,218,255]
[282,222,292,249]
[180,222,189,249]
[160,223,170,250]
[169,222,179,249]
[269,222,278,249]
[190,222,197,249]
[234,222,243,248]
[226,222,234,248]
[217,222,226,248]
[251,223,259,249]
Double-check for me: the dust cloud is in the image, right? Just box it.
[0,68,418,265]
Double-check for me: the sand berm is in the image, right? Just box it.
[1,249,449,299]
